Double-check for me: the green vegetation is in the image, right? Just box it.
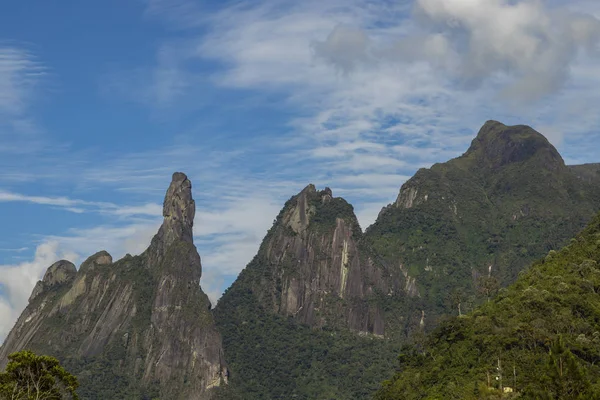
[365,122,600,332]
[376,212,600,399]
[310,192,362,237]
[214,123,600,399]
[213,187,402,399]
[214,280,401,399]
[0,350,79,400]
[4,123,600,399]
[569,163,600,185]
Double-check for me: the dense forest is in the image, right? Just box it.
[376,211,600,399]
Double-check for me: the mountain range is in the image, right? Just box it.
[2,121,599,399]
[0,173,227,399]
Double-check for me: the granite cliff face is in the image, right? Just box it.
[0,173,227,399]
[217,185,398,336]
[224,121,600,338]
[213,186,404,399]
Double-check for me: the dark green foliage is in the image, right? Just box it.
[365,122,600,331]
[0,350,79,400]
[376,212,600,399]
[214,282,401,399]
[310,192,362,237]
[213,188,400,399]
[215,122,600,399]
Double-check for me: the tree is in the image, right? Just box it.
[0,350,79,400]
[450,288,466,316]
[477,276,499,303]
[544,336,591,399]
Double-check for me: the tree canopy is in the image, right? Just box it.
[0,350,79,400]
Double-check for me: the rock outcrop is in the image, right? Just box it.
[0,172,227,400]
[261,185,389,334]
[216,185,404,338]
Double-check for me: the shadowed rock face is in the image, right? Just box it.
[28,260,77,302]
[42,260,77,286]
[0,172,227,400]
[217,185,400,337]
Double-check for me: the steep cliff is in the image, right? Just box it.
[213,185,403,399]
[0,172,227,399]
[232,184,394,334]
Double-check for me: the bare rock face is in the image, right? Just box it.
[155,172,195,245]
[0,172,227,399]
[42,260,77,286]
[27,260,77,303]
[78,251,112,274]
[218,185,403,337]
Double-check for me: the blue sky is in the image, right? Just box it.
[1,0,600,339]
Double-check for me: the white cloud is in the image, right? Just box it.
[0,46,47,156]
[0,241,74,341]
[0,46,45,116]
[0,189,162,217]
[314,0,600,102]
[311,25,371,74]
[0,247,28,253]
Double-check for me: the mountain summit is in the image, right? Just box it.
[216,184,387,334]
[463,120,565,171]
[213,120,600,399]
[0,172,228,399]
[153,172,195,249]
[368,120,600,330]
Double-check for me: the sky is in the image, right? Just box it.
[1,0,600,340]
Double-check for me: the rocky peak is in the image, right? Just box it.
[79,251,113,274]
[321,187,333,204]
[3,172,228,398]
[42,260,77,286]
[464,120,565,171]
[148,172,196,258]
[283,185,316,234]
[301,183,317,194]
[29,260,77,303]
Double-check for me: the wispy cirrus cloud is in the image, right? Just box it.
[0,46,45,116]
[0,189,162,217]
[94,0,600,305]
[0,247,28,253]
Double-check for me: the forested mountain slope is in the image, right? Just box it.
[214,121,600,399]
[213,186,404,399]
[376,211,600,399]
[365,120,600,330]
